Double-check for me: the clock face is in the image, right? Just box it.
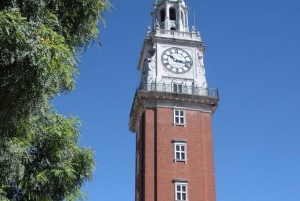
[161,47,193,74]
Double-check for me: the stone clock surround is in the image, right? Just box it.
[161,47,193,74]
[137,38,208,92]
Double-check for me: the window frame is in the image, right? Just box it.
[173,141,187,164]
[173,109,185,126]
[173,83,183,93]
[174,181,188,201]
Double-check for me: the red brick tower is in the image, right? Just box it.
[129,1,219,201]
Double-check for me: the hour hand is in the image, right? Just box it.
[171,55,184,63]
[177,58,185,64]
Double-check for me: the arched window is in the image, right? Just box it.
[169,7,176,20]
[171,27,176,31]
[160,9,165,22]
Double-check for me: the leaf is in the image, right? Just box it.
[0,1,110,199]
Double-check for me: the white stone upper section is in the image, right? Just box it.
[148,27,201,42]
[136,0,208,95]
[152,0,189,32]
[155,0,186,7]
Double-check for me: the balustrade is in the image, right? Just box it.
[149,29,201,41]
[139,82,218,98]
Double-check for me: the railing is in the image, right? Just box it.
[129,82,218,124]
[139,82,218,99]
[151,29,201,41]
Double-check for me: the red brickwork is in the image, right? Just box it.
[136,107,216,201]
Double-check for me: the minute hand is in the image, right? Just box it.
[170,55,185,63]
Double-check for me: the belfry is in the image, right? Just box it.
[129,0,219,201]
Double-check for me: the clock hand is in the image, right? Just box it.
[177,59,185,64]
[169,55,175,60]
[174,55,185,63]
[170,54,182,63]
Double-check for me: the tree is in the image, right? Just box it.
[0,0,111,200]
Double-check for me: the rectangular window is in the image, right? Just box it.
[174,83,183,93]
[174,110,185,125]
[174,142,186,162]
[175,182,188,201]
[173,139,187,164]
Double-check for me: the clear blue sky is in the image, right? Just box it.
[54,0,300,200]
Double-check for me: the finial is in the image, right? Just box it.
[147,26,151,36]
[156,20,161,30]
[197,31,201,40]
[153,44,157,50]
[192,26,196,33]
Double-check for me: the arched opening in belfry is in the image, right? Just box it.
[160,9,165,22]
[181,11,184,25]
[170,27,176,30]
[169,7,176,20]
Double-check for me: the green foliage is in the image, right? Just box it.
[0,12,78,134]
[0,0,111,200]
[17,109,95,201]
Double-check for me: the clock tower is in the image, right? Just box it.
[129,0,219,201]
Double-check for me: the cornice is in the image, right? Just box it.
[129,89,219,133]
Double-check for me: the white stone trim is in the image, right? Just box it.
[174,181,188,201]
[173,109,186,126]
[145,100,213,113]
[173,141,187,164]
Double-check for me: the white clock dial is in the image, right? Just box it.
[161,47,193,74]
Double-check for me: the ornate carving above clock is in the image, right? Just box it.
[161,47,193,74]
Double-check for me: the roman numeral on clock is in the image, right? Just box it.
[161,47,193,74]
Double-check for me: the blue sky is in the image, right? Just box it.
[54,0,300,200]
